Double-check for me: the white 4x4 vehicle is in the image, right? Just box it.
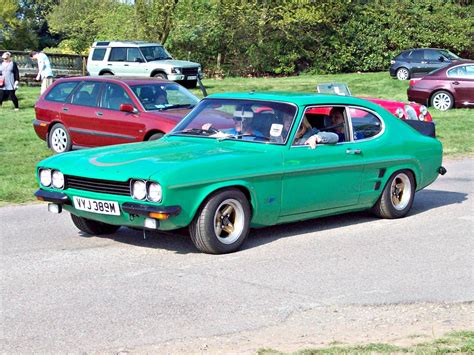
[87,41,202,88]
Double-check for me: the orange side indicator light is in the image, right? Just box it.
[149,212,170,220]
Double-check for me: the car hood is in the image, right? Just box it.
[145,108,191,122]
[146,59,200,68]
[39,138,281,184]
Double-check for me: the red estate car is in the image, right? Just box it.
[34,77,199,153]
[317,83,432,122]
[407,60,474,111]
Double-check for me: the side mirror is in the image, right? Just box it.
[120,103,136,113]
[135,58,144,63]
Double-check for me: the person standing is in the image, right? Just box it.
[0,52,20,111]
[29,50,54,94]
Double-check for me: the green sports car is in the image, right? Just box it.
[35,92,445,254]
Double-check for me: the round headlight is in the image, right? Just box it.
[147,182,162,202]
[419,105,428,116]
[132,180,147,200]
[52,170,64,189]
[39,169,52,187]
[395,107,405,119]
[404,105,418,120]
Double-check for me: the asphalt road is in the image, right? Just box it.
[1,158,473,353]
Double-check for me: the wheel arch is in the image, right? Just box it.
[150,70,167,78]
[144,130,165,141]
[46,120,69,148]
[99,69,114,75]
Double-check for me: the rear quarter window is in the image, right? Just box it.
[349,108,383,140]
[91,48,106,61]
[45,81,79,102]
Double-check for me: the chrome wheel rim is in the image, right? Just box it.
[397,68,409,80]
[51,128,68,152]
[433,93,452,111]
[390,173,412,211]
[213,199,245,244]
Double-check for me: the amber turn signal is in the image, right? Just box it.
[149,212,169,220]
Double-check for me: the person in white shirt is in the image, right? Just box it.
[29,51,54,94]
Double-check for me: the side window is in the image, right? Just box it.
[409,50,423,61]
[447,65,474,78]
[101,83,133,111]
[70,82,101,107]
[349,108,382,140]
[109,47,127,62]
[424,50,440,61]
[45,82,79,102]
[91,48,106,61]
[293,106,348,145]
[127,48,142,62]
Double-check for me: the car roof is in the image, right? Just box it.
[207,91,384,108]
[92,41,162,47]
[54,76,171,85]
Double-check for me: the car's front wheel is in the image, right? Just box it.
[153,73,167,80]
[372,170,415,219]
[431,91,454,111]
[49,123,72,154]
[147,132,164,141]
[396,67,410,80]
[189,189,251,254]
[71,214,120,235]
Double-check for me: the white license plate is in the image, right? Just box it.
[187,75,197,80]
[73,196,120,216]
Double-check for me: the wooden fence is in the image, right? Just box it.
[0,50,87,85]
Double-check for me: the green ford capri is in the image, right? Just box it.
[35,92,446,254]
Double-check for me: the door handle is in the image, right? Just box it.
[452,81,460,85]
[95,111,103,117]
[62,107,69,112]
[346,148,362,155]
[124,64,129,66]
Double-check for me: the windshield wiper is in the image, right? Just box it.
[169,128,217,136]
[158,103,196,110]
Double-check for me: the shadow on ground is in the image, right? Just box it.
[79,188,467,254]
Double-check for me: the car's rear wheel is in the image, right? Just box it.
[431,91,454,111]
[71,214,120,235]
[153,73,167,80]
[49,123,72,154]
[147,132,164,141]
[372,170,415,219]
[396,67,410,80]
[189,189,250,254]
[100,72,114,76]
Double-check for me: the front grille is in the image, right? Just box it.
[66,175,130,196]
[182,67,198,76]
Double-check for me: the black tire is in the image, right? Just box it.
[49,123,72,154]
[100,71,114,76]
[147,132,164,141]
[71,214,120,235]
[431,90,454,111]
[396,67,410,80]
[189,189,251,254]
[372,170,415,219]
[153,73,167,80]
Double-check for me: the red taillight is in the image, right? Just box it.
[409,79,417,87]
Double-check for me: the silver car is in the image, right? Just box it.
[86,41,202,88]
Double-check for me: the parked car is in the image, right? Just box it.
[407,60,474,111]
[87,41,202,88]
[316,83,432,121]
[33,76,199,153]
[34,92,445,254]
[389,48,462,80]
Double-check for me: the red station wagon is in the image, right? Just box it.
[34,77,199,153]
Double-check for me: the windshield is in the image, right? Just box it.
[139,46,172,61]
[170,98,298,144]
[439,50,460,60]
[130,83,199,111]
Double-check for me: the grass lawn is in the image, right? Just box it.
[258,330,474,354]
[0,72,473,204]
